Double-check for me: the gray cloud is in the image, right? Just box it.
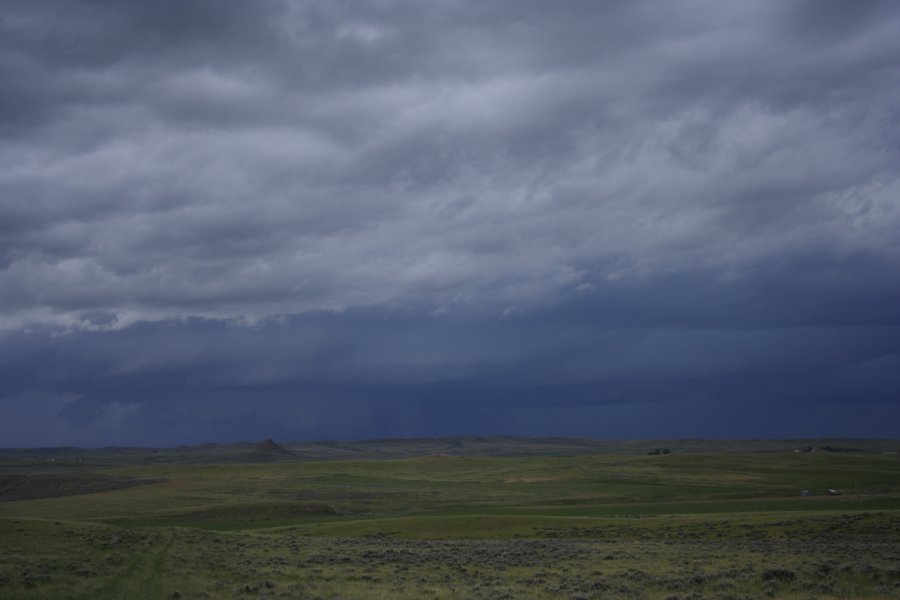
[1,1,899,444]
[2,315,898,445]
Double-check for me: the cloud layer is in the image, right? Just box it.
[1,1,899,445]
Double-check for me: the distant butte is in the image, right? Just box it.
[253,438,291,454]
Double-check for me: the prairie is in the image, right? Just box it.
[1,437,898,598]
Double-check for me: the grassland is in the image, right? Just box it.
[1,437,899,598]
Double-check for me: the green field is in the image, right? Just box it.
[1,437,899,598]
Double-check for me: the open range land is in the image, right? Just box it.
[1,437,899,599]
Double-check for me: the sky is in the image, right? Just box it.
[1,0,899,447]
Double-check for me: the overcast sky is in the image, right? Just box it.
[1,0,899,447]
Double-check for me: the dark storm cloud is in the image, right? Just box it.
[2,313,899,445]
[1,1,899,444]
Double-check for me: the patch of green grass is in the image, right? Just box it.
[3,452,897,524]
[3,513,900,598]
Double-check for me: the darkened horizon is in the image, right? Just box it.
[1,1,899,447]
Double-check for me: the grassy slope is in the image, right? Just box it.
[3,451,898,527]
